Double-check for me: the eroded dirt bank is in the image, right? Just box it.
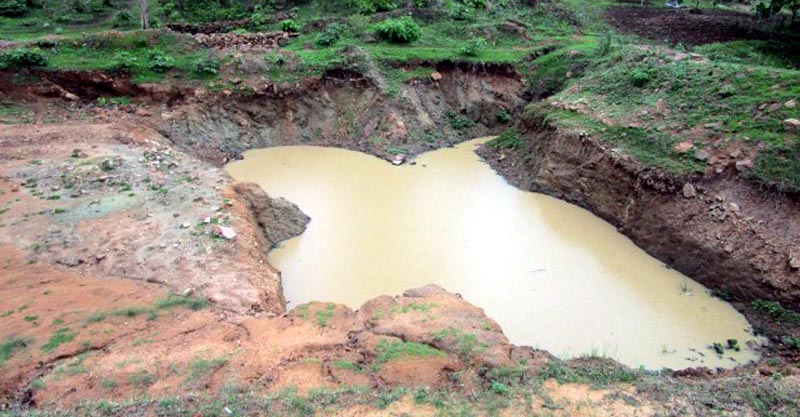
[477,121,800,309]
[159,64,526,165]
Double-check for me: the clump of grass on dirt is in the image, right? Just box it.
[1,336,30,365]
[372,339,445,370]
[41,328,77,353]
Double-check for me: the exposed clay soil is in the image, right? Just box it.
[604,5,797,45]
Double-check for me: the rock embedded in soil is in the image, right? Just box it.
[683,183,697,199]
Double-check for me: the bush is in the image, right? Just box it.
[193,55,220,76]
[448,3,476,21]
[375,17,421,44]
[315,22,348,47]
[0,0,26,17]
[354,0,396,14]
[148,52,175,73]
[496,108,511,123]
[459,37,487,57]
[0,48,48,69]
[630,69,651,87]
[112,11,134,28]
[280,19,300,33]
[488,128,525,151]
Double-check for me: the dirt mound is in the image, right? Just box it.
[605,6,791,45]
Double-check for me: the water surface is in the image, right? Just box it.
[226,138,760,369]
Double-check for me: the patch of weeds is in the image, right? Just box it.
[128,370,156,388]
[373,339,445,369]
[538,360,580,384]
[394,303,436,314]
[377,387,406,409]
[1,336,30,365]
[334,360,361,372]
[296,304,310,319]
[489,380,511,396]
[41,328,77,352]
[188,355,229,381]
[280,387,315,416]
[100,378,118,390]
[29,378,44,390]
[84,311,107,325]
[432,327,484,360]
[315,303,335,327]
[752,300,800,323]
[487,128,525,152]
[52,318,64,326]
[23,315,38,322]
[782,335,800,351]
[308,387,338,406]
[153,294,209,311]
[0,310,14,318]
[444,110,474,130]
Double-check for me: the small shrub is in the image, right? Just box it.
[112,11,133,28]
[459,37,487,57]
[192,55,220,76]
[375,17,421,44]
[449,3,476,21]
[148,52,175,73]
[496,109,511,123]
[630,69,651,87]
[355,0,396,14]
[0,48,48,69]
[489,381,511,395]
[279,19,300,33]
[316,23,348,47]
[488,129,525,151]
[444,110,474,130]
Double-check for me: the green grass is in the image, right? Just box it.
[187,355,229,381]
[315,303,335,327]
[752,300,800,323]
[373,339,445,369]
[1,336,30,365]
[543,43,800,189]
[41,328,77,353]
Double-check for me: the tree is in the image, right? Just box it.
[136,0,149,29]
[755,0,800,24]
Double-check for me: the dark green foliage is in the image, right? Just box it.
[488,129,524,151]
[0,0,27,17]
[459,37,487,57]
[496,109,511,123]
[112,10,134,28]
[354,0,395,14]
[161,0,250,23]
[630,68,651,87]
[752,300,800,323]
[148,51,175,73]
[315,22,347,47]
[192,54,220,75]
[0,48,48,69]
[280,18,300,32]
[375,17,421,44]
[444,110,474,130]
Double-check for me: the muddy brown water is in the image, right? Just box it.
[227,138,761,370]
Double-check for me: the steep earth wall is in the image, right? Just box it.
[478,123,800,310]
